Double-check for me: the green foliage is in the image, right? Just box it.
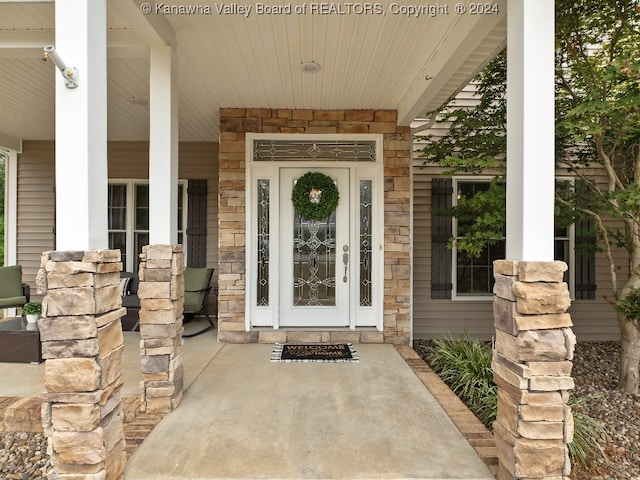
[22,302,41,315]
[614,286,640,326]
[424,335,607,468]
[448,178,506,257]
[291,171,340,221]
[0,152,4,217]
[556,0,640,160]
[418,52,506,175]
[426,334,497,428]
[555,0,640,249]
[0,216,3,267]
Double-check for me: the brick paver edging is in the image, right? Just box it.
[395,345,498,477]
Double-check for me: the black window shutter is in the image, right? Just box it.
[574,217,596,300]
[431,178,453,299]
[187,179,207,267]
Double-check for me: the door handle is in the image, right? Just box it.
[342,245,349,282]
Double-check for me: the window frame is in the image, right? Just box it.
[108,179,188,272]
[450,176,575,301]
[451,176,505,300]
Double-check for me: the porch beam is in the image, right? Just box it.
[396,7,506,126]
[0,30,147,59]
[54,0,108,251]
[505,0,555,261]
[0,132,22,152]
[111,0,177,47]
[148,45,178,245]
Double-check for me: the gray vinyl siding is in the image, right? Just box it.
[16,140,219,300]
[16,141,55,302]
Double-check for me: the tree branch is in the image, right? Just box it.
[594,133,624,192]
[556,195,619,299]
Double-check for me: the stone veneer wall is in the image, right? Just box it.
[492,260,575,480]
[38,250,127,480]
[217,109,411,344]
[137,245,185,413]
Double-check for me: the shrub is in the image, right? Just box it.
[426,334,497,428]
[423,334,606,468]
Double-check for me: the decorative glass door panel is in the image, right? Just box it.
[280,168,350,326]
[293,213,337,306]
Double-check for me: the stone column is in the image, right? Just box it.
[137,245,185,413]
[38,250,127,480]
[492,260,575,480]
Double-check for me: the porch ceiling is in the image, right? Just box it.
[0,0,506,143]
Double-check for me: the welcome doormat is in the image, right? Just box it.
[270,343,359,362]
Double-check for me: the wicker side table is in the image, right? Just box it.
[0,317,42,364]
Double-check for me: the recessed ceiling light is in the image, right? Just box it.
[301,61,321,73]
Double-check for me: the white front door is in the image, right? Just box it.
[279,168,350,327]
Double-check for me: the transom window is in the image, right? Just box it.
[253,140,376,162]
[108,180,186,271]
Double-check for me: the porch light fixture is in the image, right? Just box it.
[42,45,78,89]
[301,61,321,73]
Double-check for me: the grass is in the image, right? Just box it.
[422,334,606,469]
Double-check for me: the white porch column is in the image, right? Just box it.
[54,0,108,251]
[3,148,18,266]
[149,45,179,245]
[506,0,555,261]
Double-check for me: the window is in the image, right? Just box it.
[432,177,589,300]
[452,179,506,298]
[108,180,186,271]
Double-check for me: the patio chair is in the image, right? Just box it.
[182,267,216,338]
[120,271,140,331]
[0,265,30,310]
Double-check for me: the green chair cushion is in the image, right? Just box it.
[184,267,213,292]
[184,291,206,313]
[183,267,214,314]
[0,265,23,298]
[0,295,27,308]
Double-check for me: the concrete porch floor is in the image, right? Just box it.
[0,322,496,479]
[125,342,495,480]
[0,320,223,397]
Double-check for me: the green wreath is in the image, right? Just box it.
[291,172,339,220]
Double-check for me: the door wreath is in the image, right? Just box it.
[291,172,339,220]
